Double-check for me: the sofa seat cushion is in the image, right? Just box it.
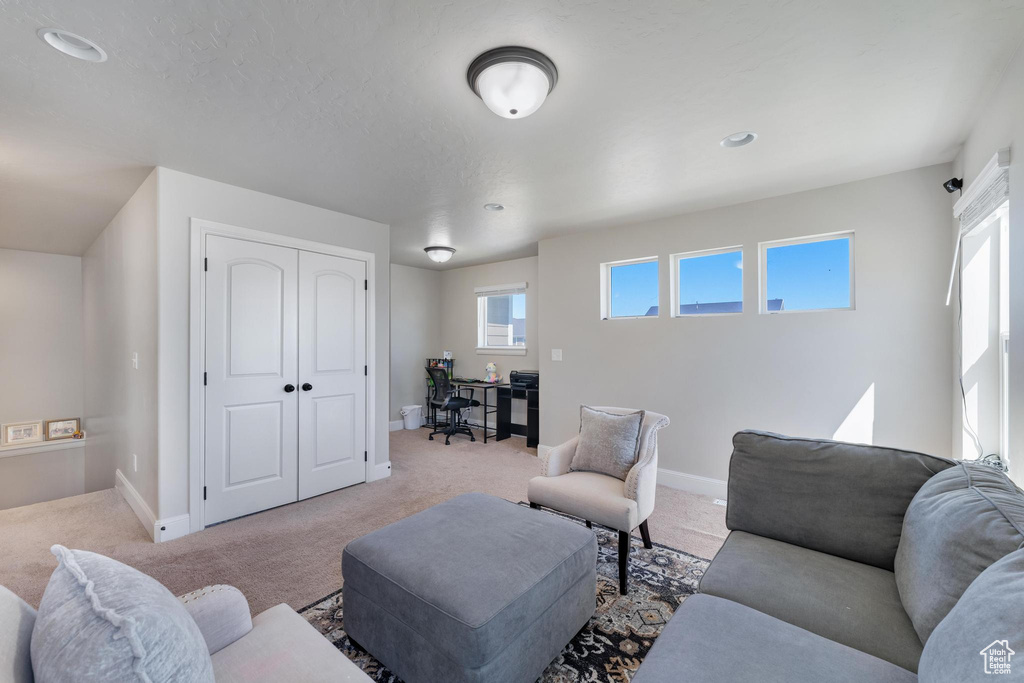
[341,492,597,670]
[527,471,638,531]
[895,462,1024,644]
[632,594,917,683]
[918,549,1024,680]
[211,604,370,682]
[699,531,922,672]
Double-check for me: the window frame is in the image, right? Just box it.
[475,282,528,355]
[600,256,660,320]
[758,231,856,315]
[669,245,745,318]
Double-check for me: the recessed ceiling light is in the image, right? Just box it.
[424,246,455,263]
[468,46,558,119]
[483,203,504,211]
[37,28,107,62]
[720,131,757,148]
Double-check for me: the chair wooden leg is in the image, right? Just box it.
[585,520,592,529]
[529,502,540,510]
[639,519,653,549]
[618,530,631,595]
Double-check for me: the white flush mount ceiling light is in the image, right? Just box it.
[37,28,107,62]
[468,46,558,119]
[720,131,758,148]
[424,246,456,263]
[483,203,504,211]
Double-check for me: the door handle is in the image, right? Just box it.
[302,383,313,391]
[284,384,296,393]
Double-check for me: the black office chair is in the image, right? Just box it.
[425,366,480,445]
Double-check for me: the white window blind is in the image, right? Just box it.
[474,282,527,297]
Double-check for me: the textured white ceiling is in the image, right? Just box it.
[1,1,1023,265]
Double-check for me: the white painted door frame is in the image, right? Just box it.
[188,217,377,533]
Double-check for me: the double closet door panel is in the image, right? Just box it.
[204,236,366,526]
[298,250,367,500]
[205,236,300,525]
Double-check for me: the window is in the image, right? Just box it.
[476,282,527,354]
[601,257,659,319]
[759,232,853,313]
[670,247,744,316]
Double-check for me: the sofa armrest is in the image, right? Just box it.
[542,436,578,477]
[179,585,253,655]
[726,431,955,570]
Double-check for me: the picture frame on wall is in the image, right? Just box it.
[1,421,44,446]
[45,418,80,441]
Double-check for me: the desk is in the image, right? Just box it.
[496,386,539,448]
[425,380,502,443]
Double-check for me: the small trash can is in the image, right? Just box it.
[401,405,422,430]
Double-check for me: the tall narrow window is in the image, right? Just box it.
[476,283,527,354]
[671,247,743,316]
[760,233,853,313]
[601,257,659,319]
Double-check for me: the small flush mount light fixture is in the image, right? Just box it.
[424,246,456,263]
[720,131,758,148]
[483,203,504,211]
[468,46,558,119]
[37,28,107,62]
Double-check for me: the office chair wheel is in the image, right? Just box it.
[428,435,434,440]
[471,436,476,442]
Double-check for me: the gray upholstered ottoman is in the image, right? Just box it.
[342,492,597,683]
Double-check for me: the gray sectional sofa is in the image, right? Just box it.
[634,431,1024,682]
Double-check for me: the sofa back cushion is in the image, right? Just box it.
[30,545,214,683]
[918,549,1024,679]
[895,463,1024,644]
[0,585,36,683]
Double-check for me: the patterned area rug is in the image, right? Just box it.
[299,505,710,682]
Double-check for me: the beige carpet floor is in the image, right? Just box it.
[0,429,728,614]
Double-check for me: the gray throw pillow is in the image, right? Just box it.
[569,406,645,481]
[918,549,1024,680]
[31,545,214,683]
[894,463,1024,644]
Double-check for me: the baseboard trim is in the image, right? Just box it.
[154,514,191,543]
[369,461,392,481]
[115,469,156,541]
[657,467,728,498]
[389,419,404,432]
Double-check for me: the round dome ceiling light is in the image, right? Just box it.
[424,246,456,263]
[720,131,758,148]
[483,203,504,211]
[37,28,107,62]
[468,46,558,119]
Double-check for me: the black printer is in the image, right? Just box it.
[509,370,539,389]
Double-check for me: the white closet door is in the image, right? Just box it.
[205,236,299,524]
[298,250,367,499]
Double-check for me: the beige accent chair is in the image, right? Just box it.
[0,583,370,683]
[528,407,669,594]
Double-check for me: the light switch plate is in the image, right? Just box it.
[551,349,563,361]
[132,454,138,472]
[131,352,138,370]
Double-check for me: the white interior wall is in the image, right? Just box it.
[156,168,390,522]
[538,164,955,490]
[0,249,85,509]
[438,257,539,427]
[81,169,159,513]
[389,264,441,424]
[953,43,1024,485]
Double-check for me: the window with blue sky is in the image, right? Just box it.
[676,249,743,315]
[609,259,658,317]
[764,234,852,312]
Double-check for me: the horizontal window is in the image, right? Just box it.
[671,247,743,316]
[601,258,659,319]
[760,233,854,313]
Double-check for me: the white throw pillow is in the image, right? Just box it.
[570,406,645,481]
[30,545,214,683]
